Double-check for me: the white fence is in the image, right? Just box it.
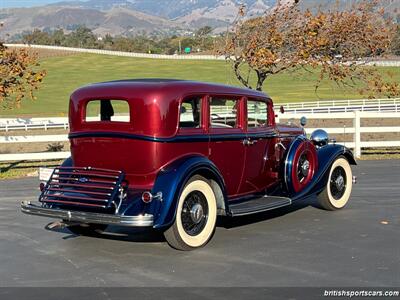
[5,44,226,61]
[0,117,69,132]
[1,98,399,133]
[6,44,400,66]
[0,152,70,162]
[1,111,399,161]
[277,111,400,158]
[278,98,400,114]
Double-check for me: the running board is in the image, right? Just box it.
[229,196,292,217]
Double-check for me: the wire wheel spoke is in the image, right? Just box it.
[330,166,347,200]
[181,191,208,236]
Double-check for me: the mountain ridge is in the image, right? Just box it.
[1,0,398,39]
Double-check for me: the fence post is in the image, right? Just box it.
[353,110,361,158]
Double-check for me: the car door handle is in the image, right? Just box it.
[242,138,257,146]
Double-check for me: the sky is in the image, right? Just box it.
[0,0,79,8]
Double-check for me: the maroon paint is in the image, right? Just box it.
[68,80,304,199]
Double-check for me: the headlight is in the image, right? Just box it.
[310,129,329,147]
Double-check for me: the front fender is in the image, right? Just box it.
[147,155,226,229]
[292,144,356,201]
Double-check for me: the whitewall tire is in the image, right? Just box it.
[317,157,353,210]
[164,175,217,250]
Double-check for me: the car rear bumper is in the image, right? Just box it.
[21,201,154,227]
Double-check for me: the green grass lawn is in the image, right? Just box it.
[1,53,399,117]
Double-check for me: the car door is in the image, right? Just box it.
[207,95,246,197]
[238,98,277,195]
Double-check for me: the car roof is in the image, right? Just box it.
[73,79,270,100]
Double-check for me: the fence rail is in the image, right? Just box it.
[279,98,400,114]
[5,44,226,60]
[0,135,68,144]
[0,152,70,162]
[6,44,400,66]
[0,117,69,132]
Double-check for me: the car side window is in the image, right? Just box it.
[210,97,239,128]
[247,100,268,129]
[179,97,202,128]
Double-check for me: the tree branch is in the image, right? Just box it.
[233,60,253,89]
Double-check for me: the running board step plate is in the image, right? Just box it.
[229,196,292,216]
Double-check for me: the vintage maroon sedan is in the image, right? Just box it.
[21,79,356,250]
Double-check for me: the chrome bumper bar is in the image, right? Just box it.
[21,201,154,227]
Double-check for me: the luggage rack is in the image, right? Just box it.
[39,166,125,211]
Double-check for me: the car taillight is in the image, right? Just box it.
[142,191,153,203]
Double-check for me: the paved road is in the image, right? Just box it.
[0,160,399,287]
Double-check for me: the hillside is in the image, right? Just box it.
[0,4,183,38]
[0,0,398,39]
[0,0,275,38]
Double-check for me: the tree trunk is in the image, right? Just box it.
[256,71,267,91]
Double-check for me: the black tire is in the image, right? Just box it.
[67,223,108,236]
[318,157,353,211]
[164,175,217,251]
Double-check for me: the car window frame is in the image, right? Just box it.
[82,98,133,126]
[207,95,245,134]
[245,98,274,132]
[178,94,207,135]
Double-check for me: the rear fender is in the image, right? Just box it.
[61,157,73,168]
[291,144,356,201]
[146,155,227,229]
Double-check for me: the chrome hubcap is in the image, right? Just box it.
[301,160,310,177]
[190,203,204,224]
[297,153,311,183]
[335,175,345,191]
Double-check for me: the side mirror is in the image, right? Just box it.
[279,105,285,114]
[300,116,307,127]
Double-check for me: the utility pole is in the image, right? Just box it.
[178,39,182,54]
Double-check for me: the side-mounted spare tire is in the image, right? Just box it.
[164,175,217,251]
[284,137,318,195]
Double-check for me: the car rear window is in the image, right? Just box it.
[86,100,130,122]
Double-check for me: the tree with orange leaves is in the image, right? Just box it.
[0,24,46,109]
[222,0,399,98]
